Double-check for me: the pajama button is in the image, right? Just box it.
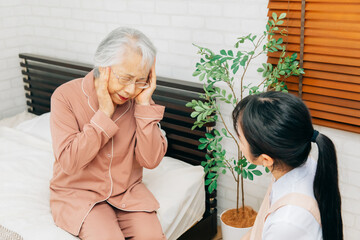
[121,204,126,208]
[107,154,111,158]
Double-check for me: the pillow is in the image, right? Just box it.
[15,112,52,143]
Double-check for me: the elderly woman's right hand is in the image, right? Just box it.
[94,67,116,118]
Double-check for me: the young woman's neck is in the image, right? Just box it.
[271,165,293,181]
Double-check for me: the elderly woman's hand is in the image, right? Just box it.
[135,59,156,106]
[95,67,116,118]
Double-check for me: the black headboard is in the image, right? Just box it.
[19,53,218,239]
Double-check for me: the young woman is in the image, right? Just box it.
[233,91,343,240]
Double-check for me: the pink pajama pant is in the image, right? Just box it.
[78,201,166,240]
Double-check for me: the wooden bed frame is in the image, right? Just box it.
[19,53,218,240]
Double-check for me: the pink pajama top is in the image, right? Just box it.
[49,71,167,236]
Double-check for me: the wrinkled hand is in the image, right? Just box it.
[135,59,157,106]
[94,67,116,118]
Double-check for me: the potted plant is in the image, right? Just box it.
[186,13,304,239]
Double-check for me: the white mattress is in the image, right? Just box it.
[0,114,205,240]
[0,110,36,128]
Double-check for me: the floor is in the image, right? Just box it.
[212,226,222,240]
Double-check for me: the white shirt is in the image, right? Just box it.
[263,157,323,240]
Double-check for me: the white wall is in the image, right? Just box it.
[1,0,359,239]
[0,0,28,119]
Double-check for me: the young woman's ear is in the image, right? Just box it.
[259,154,274,169]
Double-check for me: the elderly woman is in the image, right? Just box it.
[49,27,167,240]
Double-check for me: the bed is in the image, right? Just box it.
[0,53,217,240]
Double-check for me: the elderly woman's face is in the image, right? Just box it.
[108,50,150,105]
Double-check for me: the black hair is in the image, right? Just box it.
[232,91,343,240]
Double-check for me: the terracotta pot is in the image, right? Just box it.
[220,209,253,240]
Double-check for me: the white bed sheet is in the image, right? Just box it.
[0,111,36,128]
[0,126,205,240]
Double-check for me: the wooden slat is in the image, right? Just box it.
[310,109,359,126]
[26,101,50,113]
[25,93,50,107]
[286,71,360,85]
[19,53,92,71]
[286,77,360,92]
[312,118,360,134]
[24,86,52,98]
[269,52,360,67]
[305,101,360,117]
[20,62,87,79]
[268,57,360,76]
[283,44,360,60]
[170,143,206,158]
[265,18,360,31]
[302,93,360,110]
[166,133,200,146]
[161,123,205,138]
[287,84,360,101]
[269,2,360,12]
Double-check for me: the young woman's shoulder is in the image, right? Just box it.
[263,205,322,240]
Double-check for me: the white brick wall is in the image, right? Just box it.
[0,0,27,119]
[0,0,359,238]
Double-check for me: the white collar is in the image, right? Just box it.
[270,157,316,205]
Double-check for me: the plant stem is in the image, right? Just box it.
[240,33,268,97]
[217,107,239,148]
[223,160,237,182]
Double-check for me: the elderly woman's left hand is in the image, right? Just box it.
[135,59,156,106]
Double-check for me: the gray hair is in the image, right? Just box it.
[93,27,156,78]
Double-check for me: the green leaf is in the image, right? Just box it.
[205,133,215,139]
[199,138,208,143]
[199,73,206,81]
[208,180,217,193]
[279,13,286,20]
[240,55,249,66]
[233,65,239,74]
[205,179,212,185]
[242,169,248,179]
[185,102,193,107]
[272,12,277,21]
[277,38,283,44]
[247,164,257,170]
[257,67,264,72]
[212,55,222,61]
[220,49,227,55]
[213,129,220,136]
[277,20,284,26]
[252,170,262,176]
[221,128,228,136]
[190,111,199,118]
[248,171,254,180]
[228,50,233,56]
[265,167,270,173]
[198,143,207,150]
[193,71,201,77]
[222,169,226,174]
[194,106,203,112]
